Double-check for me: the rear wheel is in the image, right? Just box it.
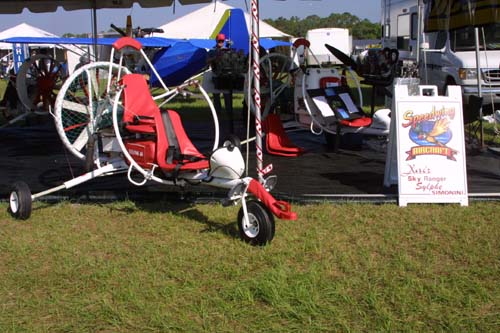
[9,181,32,220]
[237,200,275,246]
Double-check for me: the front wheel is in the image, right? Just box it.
[9,181,32,220]
[237,200,275,246]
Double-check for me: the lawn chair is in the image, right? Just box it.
[463,94,483,148]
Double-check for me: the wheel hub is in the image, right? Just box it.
[9,191,19,213]
[243,213,259,238]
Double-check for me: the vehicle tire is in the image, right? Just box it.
[237,200,275,246]
[390,49,399,64]
[9,181,32,220]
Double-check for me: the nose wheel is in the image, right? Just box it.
[238,200,275,246]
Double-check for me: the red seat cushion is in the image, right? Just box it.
[340,117,372,128]
[264,114,304,157]
[122,74,208,172]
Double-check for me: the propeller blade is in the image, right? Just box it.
[324,43,357,71]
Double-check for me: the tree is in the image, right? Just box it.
[264,13,379,40]
[62,33,88,38]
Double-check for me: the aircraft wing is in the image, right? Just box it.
[1,36,290,50]
[2,35,291,88]
[0,36,182,48]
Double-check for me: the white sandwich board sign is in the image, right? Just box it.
[384,84,468,206]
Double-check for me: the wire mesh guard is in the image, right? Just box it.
[54,62,130,160]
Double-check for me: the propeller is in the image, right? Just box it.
[324,43,358,71]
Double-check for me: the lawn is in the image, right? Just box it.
[0,200,499,332]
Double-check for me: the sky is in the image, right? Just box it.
[0,0,381,36]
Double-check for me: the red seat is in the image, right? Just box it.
[121,74,208,172]
[264,114,304,157]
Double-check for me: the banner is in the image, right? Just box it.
[12,43,28,74]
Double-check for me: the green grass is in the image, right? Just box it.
[1,201,499,332]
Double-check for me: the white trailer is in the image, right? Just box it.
[305,28,352,66]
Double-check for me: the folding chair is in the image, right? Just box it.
[463,95,483,147]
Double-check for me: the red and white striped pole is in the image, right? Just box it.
[250,0,265,183]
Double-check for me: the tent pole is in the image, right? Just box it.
[251,0,264,183]
[474,27,483,147]
[92,0,98,61]
[416,0,422,66]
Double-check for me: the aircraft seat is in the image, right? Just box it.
[318,78,372,128]
[121,74,209,174]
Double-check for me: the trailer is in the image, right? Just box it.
[304,28,352,66]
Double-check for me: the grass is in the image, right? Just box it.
[0,200,499,332]
[1,62,499,331]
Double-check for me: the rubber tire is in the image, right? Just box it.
[9,181,32,220]
[237,200,275,246]
[390,49,399,64]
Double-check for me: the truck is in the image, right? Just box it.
[381,0,500,107]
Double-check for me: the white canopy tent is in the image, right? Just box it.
[0,22,59,49]
[0,0,212,14]
[154,2,290,39]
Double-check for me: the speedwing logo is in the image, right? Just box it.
[402,105,457,160]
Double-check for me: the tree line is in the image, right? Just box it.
[264,12,381,40]
[62,12,381,40]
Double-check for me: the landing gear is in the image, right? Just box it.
[9,181,32,220]
[238,200,275,246]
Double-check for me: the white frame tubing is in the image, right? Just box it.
[31,159,129,200]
